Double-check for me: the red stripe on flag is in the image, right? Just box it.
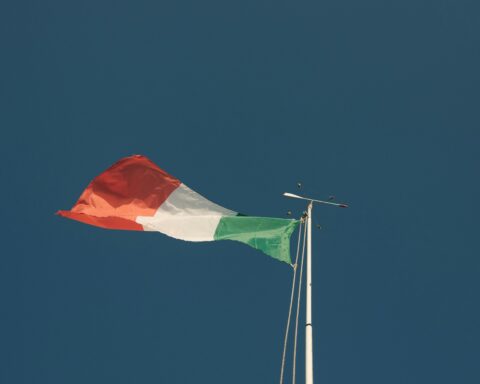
[58,155,181,230]
[57,210,144,231]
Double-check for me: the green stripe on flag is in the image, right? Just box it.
[214,216,299,264]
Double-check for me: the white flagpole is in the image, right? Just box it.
[283,192,348,384]
[306,201,314,384]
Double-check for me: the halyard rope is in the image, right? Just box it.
[279,218,305,384]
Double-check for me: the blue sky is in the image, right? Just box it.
[1,1,479,383]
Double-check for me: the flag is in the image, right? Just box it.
[58,155,298,264]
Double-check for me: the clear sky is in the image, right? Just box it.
[1,1,479,383]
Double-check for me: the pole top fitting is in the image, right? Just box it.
[283,192,349,209]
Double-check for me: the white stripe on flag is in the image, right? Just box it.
[136,183,236,241]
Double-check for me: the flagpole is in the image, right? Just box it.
[283,192,348,384]
[306,201,314,384]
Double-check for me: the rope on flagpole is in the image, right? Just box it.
[279,217,305,384]
[292,212,308,384]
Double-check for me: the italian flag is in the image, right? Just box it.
[58,155,298,264]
